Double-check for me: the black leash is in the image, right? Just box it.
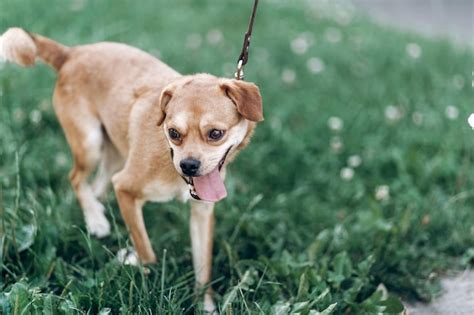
[234,0,259,80]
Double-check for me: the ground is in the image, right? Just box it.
[0,0,473,314]
[408,271,474,315]
[352,0,473,47]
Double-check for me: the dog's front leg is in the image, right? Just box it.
[190,200,216,312]
[114,187,156,264]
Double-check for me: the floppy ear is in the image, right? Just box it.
[220,79,264,122]
[156,84,176,126]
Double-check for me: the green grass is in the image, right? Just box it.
[1,0,473,313]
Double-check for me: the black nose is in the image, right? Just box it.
[180,158,201,176]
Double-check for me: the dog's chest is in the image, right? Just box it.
[142,179,190,203]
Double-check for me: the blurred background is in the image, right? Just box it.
[0,0,473,314]
[353,0,473,46]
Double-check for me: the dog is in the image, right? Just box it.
[0,27,263,312]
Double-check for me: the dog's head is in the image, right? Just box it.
[157,74,263,202]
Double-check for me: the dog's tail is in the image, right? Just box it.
[0,27,69,71]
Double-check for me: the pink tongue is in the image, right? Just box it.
[193,167,227,202]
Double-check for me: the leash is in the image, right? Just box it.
[234,0,259,80]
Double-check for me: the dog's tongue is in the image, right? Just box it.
[193,167,227,202]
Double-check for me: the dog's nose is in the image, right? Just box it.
[180,158,201,176]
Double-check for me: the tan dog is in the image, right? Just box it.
[0,28,263,312]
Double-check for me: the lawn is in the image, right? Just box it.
[1,0,473,314]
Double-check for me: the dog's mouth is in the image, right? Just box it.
[174,146,232,203]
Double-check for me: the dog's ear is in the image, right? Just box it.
[157,84,176,126]
[220,79,263,122]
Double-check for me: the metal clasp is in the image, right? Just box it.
[234,59,244,80]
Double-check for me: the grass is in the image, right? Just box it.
[1,0,473,313]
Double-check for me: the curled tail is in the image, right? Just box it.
[0,27,69,71]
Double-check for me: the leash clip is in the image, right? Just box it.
[233,0,258,81]
[235,59,244,80]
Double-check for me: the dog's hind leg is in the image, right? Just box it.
[92,136,124,200]
[54,97,111,238]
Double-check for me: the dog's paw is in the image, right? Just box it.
[116,248,139,266]
[85,210,111,238]
[203,294,217,314]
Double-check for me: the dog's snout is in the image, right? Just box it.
[180,158,201,176]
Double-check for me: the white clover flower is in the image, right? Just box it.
[281,68,296,84]
[347,155,362,168]
[207,29,223,45]
[29,109,42,124]
[375,185,390,201]
[445,105,459,120]
[385,105,403,121]
[328,116,343,131]
[39,99,51,112]
[412,111,423,125]
[325,27,342,43]
[406,43,422,59]
[290,35,310,55]
[185,33,202,50]
[307,57,325,74]
[290,32,313,55]
[468,114,474,129]
[55,153,68,167]
[340,167,354,181]
[330,136,343,153]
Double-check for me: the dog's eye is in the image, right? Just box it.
[168,128,181,140]
[208,129,225,141]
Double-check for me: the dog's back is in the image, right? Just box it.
[0,27,179,156]
[0,27,179,100]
